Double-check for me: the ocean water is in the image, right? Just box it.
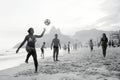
[0,48,64,71]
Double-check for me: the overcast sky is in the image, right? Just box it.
[0,0,120,50]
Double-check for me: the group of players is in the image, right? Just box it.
[16,28,62,73]
[16,26,109,73]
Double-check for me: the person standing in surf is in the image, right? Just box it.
[99,33,108,58]
[41,42,46,59]
[89,39,94,52]
[51,34,61,61]
[68,41,70,54]
[16,28,46,73]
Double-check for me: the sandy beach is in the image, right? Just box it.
[0,47,120,80]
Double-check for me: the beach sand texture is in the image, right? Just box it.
[0,47,120,80]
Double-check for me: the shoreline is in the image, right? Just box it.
[0,48,65,71]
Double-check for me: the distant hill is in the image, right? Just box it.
[72,29,115,44]
[14,27,73,48]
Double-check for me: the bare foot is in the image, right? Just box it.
[25,61,28,63]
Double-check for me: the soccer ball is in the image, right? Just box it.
[44,19,51,26]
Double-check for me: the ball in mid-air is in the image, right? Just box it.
[44,19,51,26]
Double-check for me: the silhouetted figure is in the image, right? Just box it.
[108,40,111,47]
[100,33,108,58]
[89,39,94,52]
[16,28,46,73]
[41,42,46,59]
[111,40,114,47]
[68,41,70,53]
[51,34,61,61]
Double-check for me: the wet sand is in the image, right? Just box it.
[0,47,120,80]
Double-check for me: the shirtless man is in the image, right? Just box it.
[51,34,61,61]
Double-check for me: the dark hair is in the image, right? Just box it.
[103,33,107,38]
[90,39,92,41]
[28,27,33,33]
[43,42,46,44]
[55,34,58,36]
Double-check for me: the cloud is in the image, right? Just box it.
[95,0,120,30]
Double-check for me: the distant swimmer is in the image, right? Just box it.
[99,33,108,58]
[51,34,61,62]
[41,42,46,59]
[16,27,46,73]
[89,39,94,52]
